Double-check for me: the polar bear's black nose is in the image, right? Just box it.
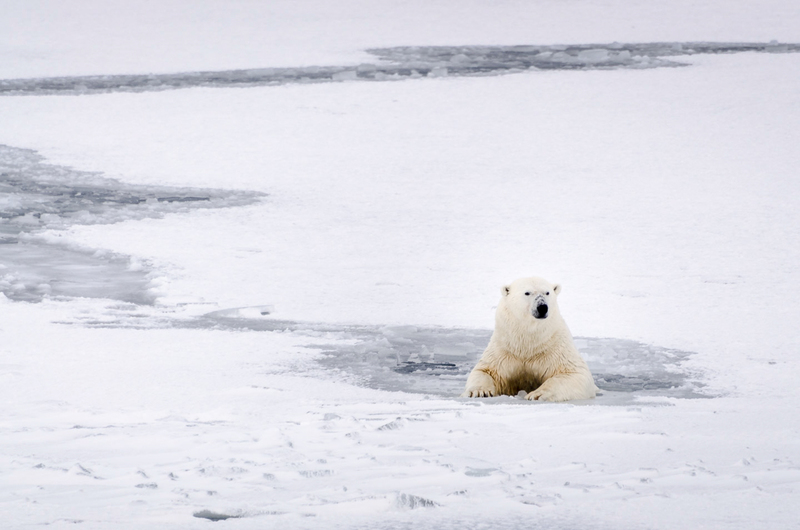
[535,304,548,319]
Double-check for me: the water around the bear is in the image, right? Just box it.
[1,144,707,404]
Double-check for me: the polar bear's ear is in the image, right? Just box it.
[553,284,561,295]
[502,285,511,296]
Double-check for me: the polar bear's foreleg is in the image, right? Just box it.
[525,371,596,402]
[461,365,499,398]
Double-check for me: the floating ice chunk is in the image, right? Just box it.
[420,344,433,361]
[381,325,418,337]
[767,41,789,52]
[578,49,610,63]
[12,213,40,226]
[613,50,632,61]
[38,213,62,226]
[433,342,476,360]
[551,51,576,63]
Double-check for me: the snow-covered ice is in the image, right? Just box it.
[2,1,800,528]
[3,0,800,78]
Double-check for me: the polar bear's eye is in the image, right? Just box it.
[546,291,550,295]
[524,292,530,296]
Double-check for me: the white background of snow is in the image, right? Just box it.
[1,1,800,528]
[2,0,800,78]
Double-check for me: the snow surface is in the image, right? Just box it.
[2,1,800,528]
[2,0,800,78]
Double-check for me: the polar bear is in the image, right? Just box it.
[461,276,598,402]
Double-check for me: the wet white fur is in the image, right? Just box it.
[461,276,598,402]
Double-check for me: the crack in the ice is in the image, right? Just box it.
[1,41,797,95]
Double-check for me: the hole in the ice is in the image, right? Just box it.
[70,307,708,405]
[311,328,707,403]
[192,312,709,404]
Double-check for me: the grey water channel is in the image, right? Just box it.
[195,307,707,404]
[1,41,797,96]
[0,144,262,302]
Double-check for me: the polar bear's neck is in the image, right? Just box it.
[492,305,563,357]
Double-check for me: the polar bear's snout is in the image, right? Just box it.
[532,293,549,319]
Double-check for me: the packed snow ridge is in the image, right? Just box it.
[0,41,797,95]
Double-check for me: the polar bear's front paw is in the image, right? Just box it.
[526,388,557,402]
[461,387,496,398]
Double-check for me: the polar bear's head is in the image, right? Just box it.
[500,276,562,322]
